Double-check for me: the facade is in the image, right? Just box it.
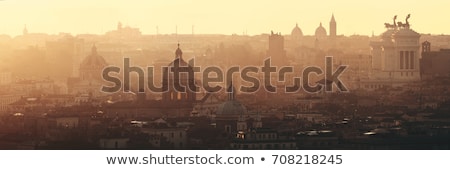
[0,94,22,114]
[99,138,129,149]
[365,15,421,89]
[230,128,297,150]
[0,70,12,85]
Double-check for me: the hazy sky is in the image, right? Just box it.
[0,0,448,36]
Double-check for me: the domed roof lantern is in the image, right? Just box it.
[175,43,183,59]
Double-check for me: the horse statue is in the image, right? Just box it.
[397,22,406,28]
[393,15,397,27]
[405,14,411,28]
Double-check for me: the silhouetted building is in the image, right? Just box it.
[267,31,287,67]
[420,41,450,79]
[162,44,196,105]
[68,45,108,96]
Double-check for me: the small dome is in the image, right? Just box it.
[291,23,303,37]
[175,43,183,58]
[315,23,327,38]
[168,44,190,67]
[166,45,193,80]
[216,100,247,115]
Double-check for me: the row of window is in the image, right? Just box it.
[364,84,386,89]
[233,143,295,149]
[160,132,184,138]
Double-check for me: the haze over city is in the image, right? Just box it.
[1,0,450,36]
[0,0,449,150]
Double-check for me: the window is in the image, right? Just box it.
[400,51,404,69]
[405,51,409,69]
[177,92,181,100]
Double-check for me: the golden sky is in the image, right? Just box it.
[0,0,448,36]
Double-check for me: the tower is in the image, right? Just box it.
[267,31,287,67]
[422,41,431,53]
[162,44,196,104]
[330,14,336,38]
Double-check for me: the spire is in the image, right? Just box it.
[227,81,236,101]
[91,44,97,55]
[329,14,337,37]
[296,23,298,27]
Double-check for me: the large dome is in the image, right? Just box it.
[216,100,247,115]
[315,22,327,38]
[291,23,303,37]
[80,45,107,70]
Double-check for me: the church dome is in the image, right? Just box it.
[291,23,303,37]
[216,100,247,115]
[168,43,190,67]
[216,82,247,115]
[166,44,194,82]
[315,22,327,38]
[80,45,107,70]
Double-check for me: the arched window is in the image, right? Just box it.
[177,92,182,100]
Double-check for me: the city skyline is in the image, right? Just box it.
[1,0,450,36]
